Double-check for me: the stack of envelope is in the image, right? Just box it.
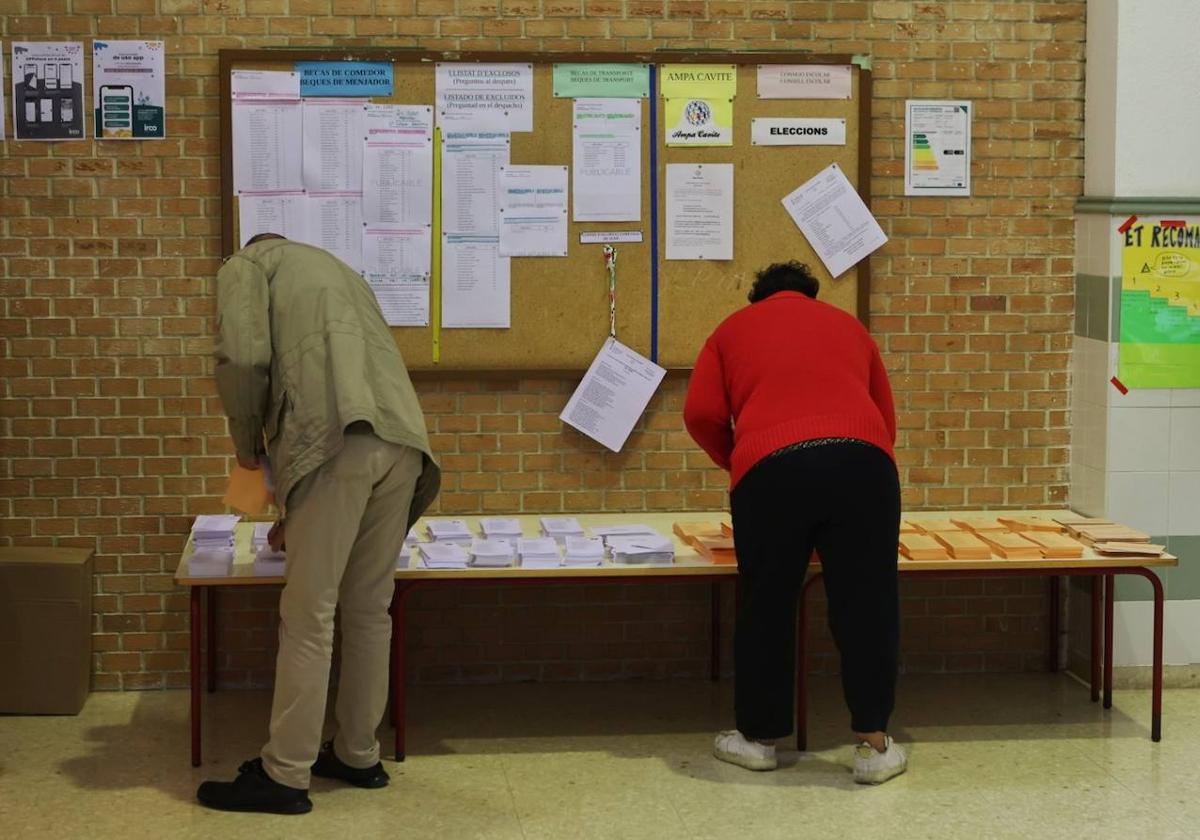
[426,519,474,545]
[480,518,523,545]
[539,517,585,544]
[187,515,239,576]
[518,537,562,568]
[608,534,674,564]
[469,538,515,568]
[417,542,469,569]
[562,536,605,567]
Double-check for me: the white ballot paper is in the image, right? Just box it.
[781,162,887,278]
[232,100,303,193]
[302,99,365,194]
[436,63,533,132]
[305,195,363,271]
[362,104,433,225]
[498,165,569,257]
[665,163,733,261]
[572,98,641,222]
[442,233,510,328]
[561,337,666,453]
[238,193,308,246]
[442,130,509,236]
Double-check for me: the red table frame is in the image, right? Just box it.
[795,566,1166,749]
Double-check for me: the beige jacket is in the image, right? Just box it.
[214,239,439,523]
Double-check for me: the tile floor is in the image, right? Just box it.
[1,674,1196,839]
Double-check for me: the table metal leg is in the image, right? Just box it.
[1090,575,1101,702]
[1149,570,1164,742]
[1103,574,1114,709]
[190,586,202,767]
[206,587,217,694]
[391,582,410,762]
[1048,576,1060,672]
[795,574,821,753]
[710,581,720,682]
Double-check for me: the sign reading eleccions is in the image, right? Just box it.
[295,61,394,97]
[750,118,846,146]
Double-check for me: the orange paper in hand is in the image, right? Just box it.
[223,464,272,515]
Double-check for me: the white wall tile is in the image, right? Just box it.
[1111,599,1200,667]
[1106,470,1170,533]
[1169,408,1200,470]
[1110,386,1173,408]
[1107,406,1171,471]
[1171,389,1200,407]
[1168,471,1200,535]
[1069,465,1106,517]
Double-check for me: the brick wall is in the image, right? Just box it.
[0,1,1083,690]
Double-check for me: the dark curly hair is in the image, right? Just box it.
[747,261,820,303]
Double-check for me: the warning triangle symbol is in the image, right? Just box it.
[1141,263,1152,273]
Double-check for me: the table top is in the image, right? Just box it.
[173,510,1177,587]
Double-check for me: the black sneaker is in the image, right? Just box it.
[311,740,390,789]
[196,758,313,814]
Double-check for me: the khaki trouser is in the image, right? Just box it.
[261,429,421,789]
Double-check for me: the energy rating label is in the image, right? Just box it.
[904,100,970,197]
[1118,216,1200,388]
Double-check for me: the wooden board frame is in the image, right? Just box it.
[219,49,872,374]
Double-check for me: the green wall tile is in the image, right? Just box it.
[1166,536,1200,600]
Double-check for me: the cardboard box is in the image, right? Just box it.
[0,547,93,714]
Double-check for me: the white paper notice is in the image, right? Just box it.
[231,69,300,100]
[365,271,429,327]
[498,165,569,257]
[756,64,852,99]
[92,40,166,140]
[905,100,971,197]
[364,223,431,327]
[781,163,887,278]
[302,99,365,194]
[362,104,433,226]
[442,131,509,236]
[305,195,364,271]
[436,63,533,132]
[232,100,303,193]
[442,234,510,329]
[560,337,667,453]
[665,163,733,261]
[572,98,641,223]
[238,193,308,247]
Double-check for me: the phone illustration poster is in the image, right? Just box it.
[11,41,85,141]
[93,40,165,140]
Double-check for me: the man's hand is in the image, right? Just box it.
[268,520,286,552]
[237,452,260,470]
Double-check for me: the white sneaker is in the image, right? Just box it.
[853,736,907,784]
[712,730,777,771]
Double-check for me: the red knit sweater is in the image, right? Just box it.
[683,291,896,489]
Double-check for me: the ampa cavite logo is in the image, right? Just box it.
[684,99,712,127]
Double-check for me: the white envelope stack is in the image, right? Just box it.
[426,519,474,545]
[470,538,515,568]
[480,517,523,545]
[418,542,469,569]
[539,516,585,544]
[607,533,674,565]
[188,514,240,576]
[563,536,605,567]
[518,537,562,568]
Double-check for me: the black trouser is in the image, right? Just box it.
[729,442,901,739]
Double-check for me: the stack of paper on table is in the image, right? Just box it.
[469,538,514,568]
[518,537,562,568]
[480,518,523,545]
[418,542,469,569]
[1074,524,1150,544]
[404,527,421,547]
[539,517,585,544]
[188,515,239,576]
[693,536,736,564]
[396,548,411,570]
[1020,531,1085,559]
[672,521,727,545]
[899,521,920,534]
[721,522,733,537]
[932,530,993,560]
[950,516,1007,533]
[1092,542,1167,557]
[426,519,473,545]
[250,522,286,574]
[251,522,272,552]
[592,524,661,545]
[978,531,1043,559]
[998,515,1062,532]
[909,518,962,534]
[608,535,675,565]
[563,536,605,567]
[898,534,949,561]
[1055,516,1112,536]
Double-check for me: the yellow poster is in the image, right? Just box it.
[1118,217,1200,388]
[660,64,737,99]
[664,97,733,147]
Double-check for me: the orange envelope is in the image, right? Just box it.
[223,465,273,515]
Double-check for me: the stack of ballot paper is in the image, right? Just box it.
[251,522,273,553]
[250,522,286,575]
[593,524,662,545]
[539,517,585,544]
[404,527,421,547]
[1073,524,1150,544]
[480,518,523,544]
[998,515,1062,532]
[608,534,675,564]
[470,538,515,568]
[978,531,1043,559]
[932,530,993,560]
[910,518,962,534]
[563,536,605,567]
[898,534,948,561]
[188,515,239,576]
[396,549,411,570]
[426,519,473,545]
[950,516,1007,533]
[418,542,469,569]
[518,537,562,568]
[1021,531,1085,559]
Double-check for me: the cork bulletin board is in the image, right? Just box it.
[220,49,871,372]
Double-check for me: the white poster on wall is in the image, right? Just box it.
[665,163,734,261]
[781,162,887,278]
[362,104,433,226]
[92,40,165,139]
[302,99,365,194]
[750,118,845,146]
[904,100,971,197]
[498,165,569,257]
[435,63,533,132]
[756,64,852,99]
[442,233,510,329]
[11,41,85,141]
[232,100,303,193]
[238,192,308,247]
[572,98,641,222]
